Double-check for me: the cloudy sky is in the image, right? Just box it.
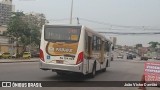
[3,0,160,46]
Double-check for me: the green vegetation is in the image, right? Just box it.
[7,11,47,54]
[148,41,160,48]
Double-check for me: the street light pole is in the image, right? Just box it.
[70,0,73,24]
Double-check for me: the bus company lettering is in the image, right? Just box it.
[55,48,73,53]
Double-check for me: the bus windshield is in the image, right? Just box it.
[44,26,81,42]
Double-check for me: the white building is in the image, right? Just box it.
[0,0,15,25]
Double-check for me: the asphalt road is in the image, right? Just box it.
[0,59,159,90]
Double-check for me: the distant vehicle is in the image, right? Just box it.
[23,52,31,59]
[153,57,157,59]
[12,53,23,58]
[141,56,148,61]
[12,53,17,58]
[1,53,11,59]
[31,52,39,58]
[147,56,152,59]
[132,54,136,58]
[127,54,133,59]
[154,56,160,60]
[117,54,123,59]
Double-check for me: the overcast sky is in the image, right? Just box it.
[5,0,160,46]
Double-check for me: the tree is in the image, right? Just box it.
[158,43,160,47]
[148,41,159,48]
[22,13,47,49]
[7,12,27,55]
[7,12,47,55]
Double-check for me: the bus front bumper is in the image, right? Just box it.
[39,61,83,73]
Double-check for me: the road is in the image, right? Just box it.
[0,59,159,90]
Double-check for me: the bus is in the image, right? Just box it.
[39,25,112,77]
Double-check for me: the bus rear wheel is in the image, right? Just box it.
[90,63,96,78]
[102,61,108,72]
[56,71,66,76]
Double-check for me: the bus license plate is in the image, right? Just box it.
[56,60,63,64]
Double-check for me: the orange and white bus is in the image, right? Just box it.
[39,25,112,77]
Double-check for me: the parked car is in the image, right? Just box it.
[23,52,31,59]
[141,56,148,61]
[12,53,17,58]
[147,56,152,59]
[1,52,11,59]
[132,54,136,58]
[126,52,129,54]
[154,56,160,60]
[153,57,157,59]
[31,52,39,58]
[127,54,133,60]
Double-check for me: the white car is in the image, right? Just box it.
[12,53,17,58]
[117,55,123,59]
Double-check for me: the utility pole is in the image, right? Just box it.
[70,0,73,24]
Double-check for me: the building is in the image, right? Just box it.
[0,36,23,54]
[0,0,17,54]
[0,25,7,35]
[138,47,148,56]
[0,0,15,25]
[110,37,117,46]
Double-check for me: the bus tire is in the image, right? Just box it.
[56,72,65,76]
[90,62,96,78]
[102,60,108,72]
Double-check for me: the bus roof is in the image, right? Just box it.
[82,26,112,43]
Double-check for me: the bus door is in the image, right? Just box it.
[87,36,92,73]
[100,40,105,64]
[85,32,92,73]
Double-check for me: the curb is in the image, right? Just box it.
[0,59,39,63]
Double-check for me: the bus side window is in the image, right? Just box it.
[105,42,110,52]
[98,38,102,51]
[92,35,96,51]
[85,32,88,52]
[85,32,92,59]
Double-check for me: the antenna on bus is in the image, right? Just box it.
[77,17,80,25]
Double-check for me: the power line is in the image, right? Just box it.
[98,32,160,35]
[79,17,160,30]
[94,28,160,31]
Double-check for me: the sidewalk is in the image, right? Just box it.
[0,58,39,63]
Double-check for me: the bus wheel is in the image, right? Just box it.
[90,63,96,78]
[56,72,66,76]
[102,61,108,72]
[102,67,106,72]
